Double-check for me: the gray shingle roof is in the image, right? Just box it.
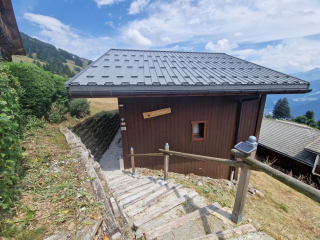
[65,49,311,97]
[259,119,320,166]
[305,137,320,155]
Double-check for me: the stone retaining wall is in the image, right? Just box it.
[72,112,120,160]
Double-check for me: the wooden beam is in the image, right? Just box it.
[231,149,320,204]
[134,191,198,227]
[159,149,257,170]
[143,202,221,240]
[127,153,168,158]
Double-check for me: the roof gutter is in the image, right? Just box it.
[66,88,311,98]
[230,93,262,181]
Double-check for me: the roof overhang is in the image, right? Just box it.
[259,143,315,167]
[0,0,25,56]
[66,84,312,98]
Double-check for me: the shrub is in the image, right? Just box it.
[294,115,308,124]
[0,65,22,209]
[48,102,68,123]
[69,99,90,118]
[4,62,69,118]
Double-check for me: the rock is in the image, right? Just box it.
[248,187,255,194]
[111,232,121,240]
[232,180,238,185]
[197,181,203,186]
[68,222,76,231]
[143,169,149,175]
[92,161,100,170]
[255,190,265,198]
[226,181,233,187]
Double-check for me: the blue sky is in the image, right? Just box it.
[13,0,320,73]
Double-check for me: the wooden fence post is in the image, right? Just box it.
[164,143,169,180]
[231,167,251,224]
[231,150,255,224]
[130,147,135,175]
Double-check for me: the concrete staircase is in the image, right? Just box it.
[100,169,272,240]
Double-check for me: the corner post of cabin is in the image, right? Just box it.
[164,143,169,180]
[130,147,135,175]
[231,136,257,224]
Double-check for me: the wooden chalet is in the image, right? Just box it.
[65,49,312,180]
[258,119,320,184]
[0,0,25,61]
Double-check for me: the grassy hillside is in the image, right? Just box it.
[16,32,92,77]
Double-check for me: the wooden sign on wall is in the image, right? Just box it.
[143,107,171,119]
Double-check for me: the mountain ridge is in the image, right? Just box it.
[13,32,92,77]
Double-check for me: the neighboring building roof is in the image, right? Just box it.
[0,0,25,57]
[259,119,320,166]
[305,137,320,155]
[65,49,311,97]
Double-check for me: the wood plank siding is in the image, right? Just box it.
[119,94,266,179]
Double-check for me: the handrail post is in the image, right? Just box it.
[164,143,169,180]
[231,148,255,224]
[130,147,135,175]
[231,167,251,224]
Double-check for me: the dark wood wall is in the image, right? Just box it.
[257,146,320,185]
[119,94,266,179]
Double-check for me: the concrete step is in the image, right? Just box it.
[191,224,257,240]
[111,176,157,194]
[142,203,223,240]
[101,170,262,240]
[116,180,167,201]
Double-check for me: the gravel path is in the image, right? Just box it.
[99,129,123,171]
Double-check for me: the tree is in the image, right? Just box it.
[265,114,272,119]
[273,98,291,119]
[318,120,320,130]
[306,118,318,128]
[305,110,315,119]
[294,115,308,124]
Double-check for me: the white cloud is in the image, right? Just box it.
[94,0,124,8]
[232,38,320,73]
[106,21,115,28]
[234,32,243,37]
[126,28,152,46]
[161,36,171,43]
[23,13,114,60]
[122,0,320,47]
[128,0,149,15]
[205,39,238,53]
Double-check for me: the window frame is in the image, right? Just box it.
[191,120,207,142]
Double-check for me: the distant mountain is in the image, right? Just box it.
[265,68,320,120]
[13,32,92,77]
[292,68,320,82]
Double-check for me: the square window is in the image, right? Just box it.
[191,121,207,142]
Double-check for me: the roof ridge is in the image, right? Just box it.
[264,118,320,131]
[109,48,226,54]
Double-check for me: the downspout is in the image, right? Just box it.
[230,93,262,181]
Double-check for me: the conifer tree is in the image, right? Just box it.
[273,98,291,119]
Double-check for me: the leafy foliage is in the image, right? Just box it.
[294,110,319,129]
[4,62,69,119]
[294,115,308,124]
[48,102,68,123]
[272,98,291,119]
[69,99,90,118]
[0,66,23,210]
